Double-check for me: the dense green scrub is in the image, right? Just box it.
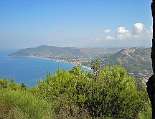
[0,65,151,119]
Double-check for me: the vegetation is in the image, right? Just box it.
[0,62,151,119]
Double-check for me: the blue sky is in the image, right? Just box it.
[0,0,153,49]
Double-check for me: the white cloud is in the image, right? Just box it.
[92,22,152,47]
[150,26,153,33]
[117,27,129,34]
[104,29,111,33]
[132,23,145,34]
[116,27,130,40]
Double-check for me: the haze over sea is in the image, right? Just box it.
[0,50,73,87]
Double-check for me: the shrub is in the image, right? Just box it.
[36,66,150,119]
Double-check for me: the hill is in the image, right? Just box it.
[109,48,151,71]
[105,48,152,79]
[10,45,120,59]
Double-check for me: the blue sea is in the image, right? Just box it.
[0,51,74,87]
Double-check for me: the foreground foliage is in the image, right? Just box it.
[0,80,51,119]
[0,65,151,119]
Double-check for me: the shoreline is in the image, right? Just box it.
[28,56,77,66]
[11,55,77,66]
[11,55,92,71]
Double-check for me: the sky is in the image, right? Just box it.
[0,0,153,49]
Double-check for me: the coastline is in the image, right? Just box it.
[11,55,76,66]
[10,55,92,71]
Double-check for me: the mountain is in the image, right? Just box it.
[107,48,152,75]
[10,45,82,58]
[10,45,120,58]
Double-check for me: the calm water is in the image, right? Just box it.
[0,51,73,87]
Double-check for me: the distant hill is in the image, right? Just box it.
[107,48,152,74]
[11,45,82,58]
[10,45,120,58]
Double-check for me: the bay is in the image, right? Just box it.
[0,51,74,87]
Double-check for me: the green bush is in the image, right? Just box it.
[36,66,150,119]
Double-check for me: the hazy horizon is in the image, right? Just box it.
[0,45,151,53]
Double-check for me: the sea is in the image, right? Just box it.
[0,50,74,87]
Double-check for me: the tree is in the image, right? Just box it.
[90,58,101,80]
